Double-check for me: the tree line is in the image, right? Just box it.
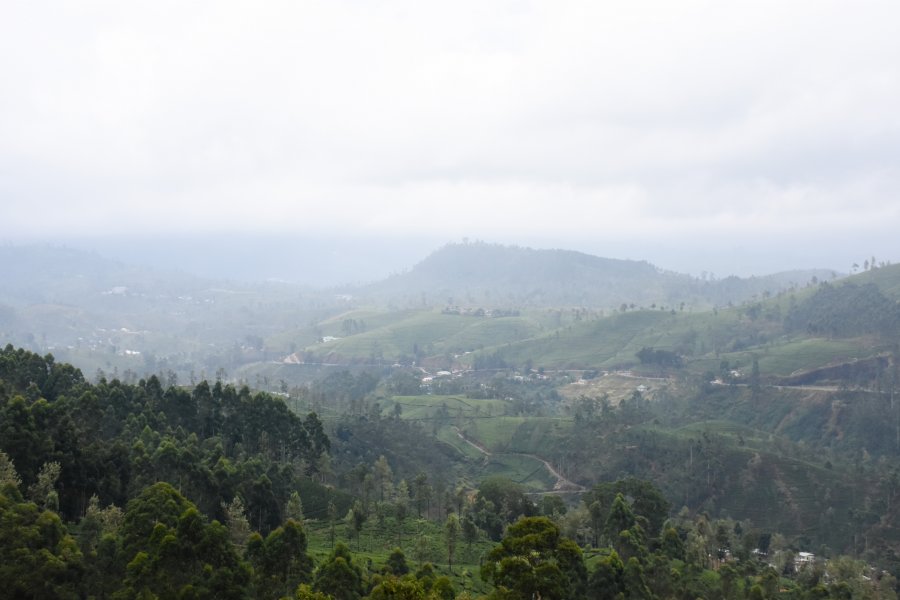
[2,344,898,598]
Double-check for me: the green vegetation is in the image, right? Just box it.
[0,243,860,387]
[7,245,900,597]
[4,342,900,597]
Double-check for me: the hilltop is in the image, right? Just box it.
[351,242,838,310]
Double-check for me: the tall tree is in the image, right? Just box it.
[373,455,394,503]
[445,513,460,573]
[0,484,84,599]
[395,480,410,547]
[347,500,367,551]
[286,490,305,523]
[313,542,365,600]
[0,449,21,489]
[119,483,250,599]
[481,516,586,600]
[248,519,314,599]
[222,495,252,552]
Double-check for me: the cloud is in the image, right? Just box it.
[1,0,899,269]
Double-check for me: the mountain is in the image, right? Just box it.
[0,242,862,384]
[0,245,343,378]
[352,242,839,310]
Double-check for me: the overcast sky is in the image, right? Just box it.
[2,1,899,280]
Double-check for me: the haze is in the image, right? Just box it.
[2,1,899,283]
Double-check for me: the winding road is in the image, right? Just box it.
[453,427,585,493]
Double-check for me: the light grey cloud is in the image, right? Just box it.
[1,0,898,273]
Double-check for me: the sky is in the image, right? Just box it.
[2,1,899,282]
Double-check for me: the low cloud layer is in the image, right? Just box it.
[2,1,898,274]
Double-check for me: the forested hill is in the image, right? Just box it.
[0,245,207,306]
[351,242,839,309]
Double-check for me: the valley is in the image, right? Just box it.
[2,242,900,598]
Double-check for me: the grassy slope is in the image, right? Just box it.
[482,311,675,369]
[711,337,879,376]
[384,395,568,492]
[304,516,495,595]
[473,268,899,375]
[245,265,900,382]
[305,311,546,360]
[853,262,900,298]
[289,300,809,374]
[381,384,898,555]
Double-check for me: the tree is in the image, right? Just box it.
[328,499,338,549]
[412,472,431,518]
[295,584,332,600]
[481,516,586,600]
[588,500,605,547]
[368,575,426,600]
[462,514,480,550]
[445,513,460,573]
[313,542,364,600]
[636,347,682,368]
[587,550,624,600]
[474,476,536,540]
[286,490,305,523]
[374,455,394,503]
[414,534,431,565]
[385,547,410,576]
[248,519,314,599]
[0,396,54,489]
[660,526,685,561]
[395,480,410,547]
[719,563,739,599]
[622,557,652,600]
[540,494,567,518]
[750,356,761,397]
[119,483,250,599]
[347,500,367,551]
[584,478,670,539]
[0,449,22,490]
[222,495,252,552]
[0,483,84,599]
[604,493,637,540]
[80,493,123,553]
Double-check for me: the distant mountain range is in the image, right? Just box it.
[0,242,857,381]
[351,242,840,309]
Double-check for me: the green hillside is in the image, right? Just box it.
[302,310,548,364]
[403,376,900,556]
[354,242,838,310]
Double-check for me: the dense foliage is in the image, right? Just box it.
[784,282,900,338]
[3,345,900,598]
